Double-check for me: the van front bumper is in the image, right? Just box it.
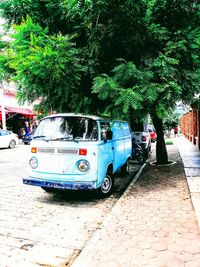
[23,177,95,190]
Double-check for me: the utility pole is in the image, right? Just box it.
[0,82,6,129]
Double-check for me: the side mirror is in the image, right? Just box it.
[106,130,113,140]
[101,129,113,141]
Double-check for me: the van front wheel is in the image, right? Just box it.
[98,174,114,197]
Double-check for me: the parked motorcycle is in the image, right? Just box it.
[132,142,146,164]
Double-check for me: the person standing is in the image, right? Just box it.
[25,121,31,134]
[173,126,178,137]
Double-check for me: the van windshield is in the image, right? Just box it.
[33,116,98,142]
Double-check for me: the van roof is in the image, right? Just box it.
[41,113,106,121]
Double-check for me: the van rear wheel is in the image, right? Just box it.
[121,159,130,174]
[98,174,114,197]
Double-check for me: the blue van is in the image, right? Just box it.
[23,113,132,197]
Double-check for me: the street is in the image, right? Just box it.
[0,144,139,267]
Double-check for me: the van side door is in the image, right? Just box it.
[97,122,114,186]
[112,122,126,171]
[122,122,132,160]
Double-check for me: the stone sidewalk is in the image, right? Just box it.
[72,136,200,267]
[177,136,200,229]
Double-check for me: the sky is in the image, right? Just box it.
[0,17,13,41]
[0,17,5,25]
[0,18,5,33]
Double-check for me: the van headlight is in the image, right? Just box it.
[77,160,90,172]
[29,157,38,169]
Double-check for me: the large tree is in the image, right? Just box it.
[92,0,200,163]
[0,0,200,164]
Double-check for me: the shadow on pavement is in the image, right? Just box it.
[35,169,140,206]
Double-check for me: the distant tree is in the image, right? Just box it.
[163,109,179,132]
[0,0,200,164]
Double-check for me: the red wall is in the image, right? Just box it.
[181,109,199,148]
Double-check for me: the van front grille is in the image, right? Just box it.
[38,148,55,153]
[37,147,78,154]
[57,149,78,154]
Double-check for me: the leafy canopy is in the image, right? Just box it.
[0,0,199,120]
[92,0,200,121]
[3,17,87,113]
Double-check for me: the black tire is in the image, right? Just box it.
[126,159,134,177]
[9,140,16,149]
[143,148,149,160]
[121,159,130,174]
[97,173,114,197]
[136,151,146,164]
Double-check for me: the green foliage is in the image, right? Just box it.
[0,0,199,120]
[92,55,183,119]
[2,17,86,112]
[0,0,199,164]
[0,37,10,81]
[163,109,179,130]
[92,61,152,118]
[92,0,200,122]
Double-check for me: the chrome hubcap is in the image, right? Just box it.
[101,175,112,194]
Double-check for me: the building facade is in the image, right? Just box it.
[181,108,200,150]
[0,82,35,133]
[0,19,36,133]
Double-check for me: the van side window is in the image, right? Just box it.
[100,122,111,140]
[123,125,131,136]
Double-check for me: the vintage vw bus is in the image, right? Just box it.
[23,113,132,196]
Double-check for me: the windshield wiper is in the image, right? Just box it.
[47,137,73,141]
[33,135,48,142]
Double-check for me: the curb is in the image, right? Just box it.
[72,162,146,267]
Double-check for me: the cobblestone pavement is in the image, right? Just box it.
[0,145,139,267]
[73,137,200,267]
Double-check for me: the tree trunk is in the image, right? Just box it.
[152,114,168,164]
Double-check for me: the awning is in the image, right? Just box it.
[4,106,35,116]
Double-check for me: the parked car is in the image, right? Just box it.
[22,131,34,145]
[147,125,157,142]
[23,113,132,197]
[132,131,151,159]
[0,129,19,149]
